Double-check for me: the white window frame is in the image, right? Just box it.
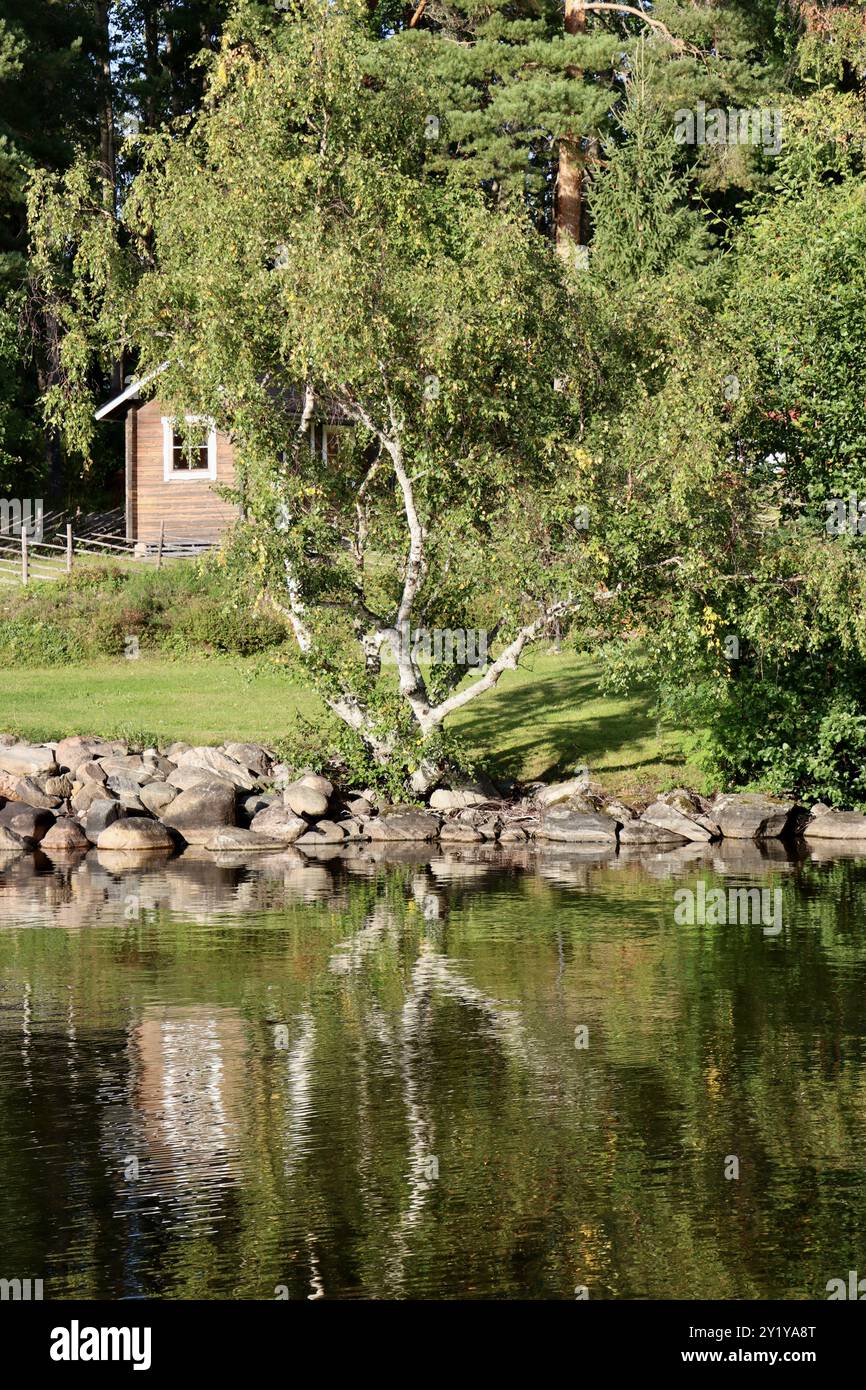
[308,422,343,464]
[162,415,218,481]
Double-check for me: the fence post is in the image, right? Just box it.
[157,520,165,570]
[66,523,73,574]
[21,527,28,586]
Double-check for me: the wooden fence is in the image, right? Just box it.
[0,511,214,587]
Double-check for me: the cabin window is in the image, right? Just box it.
[162,416,218,481]
[308,422,344,463]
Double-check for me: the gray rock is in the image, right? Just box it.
[0,771,61,810]
[642,801,713,843]
[249,803,307,843]
[297,772,334,798]
[106,773,152,800]
[0,804,54,843]
[804,809,866,840]
[98,755,150,784]
[77,760,107,785]
[138,782,177,816]
[164,741,192,761]
[242,792,277,821]
[224,742,272,776]
[72,782,113,815]
[713,794,797,840]
[84,800,125,844]
[336,817,369,841]
[605,800,637,823]
[97,818,175,852]
[284,783,329,818]
[429,787,490,811]
[41,818,90,852]
[166,766,237,793]
[439,823,483,842]
[204,827,285,852]
[43,774,74,799]
[161,782,237,843]
[141,752,175,778]
[176,746,256,790]
[535,809,619,844]
[0,744,58,777]
[499,826,528,843]
[55,735,126,773]
[536,775,592,808]
[295,820,346,846]
[366,811,441,842]
[0,824,28,851]
[619,820,688,846]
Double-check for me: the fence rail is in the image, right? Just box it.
[0,522,215,585]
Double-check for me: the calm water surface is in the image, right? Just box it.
[0,838,864,1300]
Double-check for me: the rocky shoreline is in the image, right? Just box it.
[1,734,865,863]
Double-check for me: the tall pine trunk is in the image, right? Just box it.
[555,0,587,261]
[96,1,116,205]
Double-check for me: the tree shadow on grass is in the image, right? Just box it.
[453,664,687,783]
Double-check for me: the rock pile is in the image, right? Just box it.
[1,734,866,863]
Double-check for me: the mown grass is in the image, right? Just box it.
[0,649,700,795]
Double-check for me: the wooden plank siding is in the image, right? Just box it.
[132,398,241,544]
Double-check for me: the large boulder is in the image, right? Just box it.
[204,827,285,852]
[804,809,866,840]
[175,746,257,790]
[166,766,237,794]
[713,794,797,840]
[499,826,528,843]
[138,782,177,816]
[366,811,441,841]
[249,803,307,843]
[43,774,74,799]
[619,820,688,846]
[160,781,237,844]
[535,774,591,809]
[98,755,150,784]
[0,803,54,843]
[0,771,61,810]
[72,781,112,815]
[76,760,108,785]
[55,736,127,774]
[295,820,346,847]
[0,825,28,852]
[535,808,619,844]
[97,818,175,852]
[429,787,490,811]
[40,818,90,853]
[223,742,272,776]
[296,772,334,798]
[439,823,484,842]
[284,782,330,818]
[84,799,125,844]
[642,801,713,843]
[0,744,58,778]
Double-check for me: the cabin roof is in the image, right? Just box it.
[94,364,170,421]
[95,368,352,426]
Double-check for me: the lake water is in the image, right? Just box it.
[0,837,864,1301]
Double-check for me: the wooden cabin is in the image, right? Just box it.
[96,372,345,548]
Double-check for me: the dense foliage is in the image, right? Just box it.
[13,0,866,799]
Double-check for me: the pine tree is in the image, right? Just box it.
[402,0,789,248]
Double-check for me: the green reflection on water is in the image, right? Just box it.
[0,841,865,1300]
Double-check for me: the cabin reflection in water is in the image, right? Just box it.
[132,1005,246,1189]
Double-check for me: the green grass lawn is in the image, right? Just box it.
[0,650,700,795]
